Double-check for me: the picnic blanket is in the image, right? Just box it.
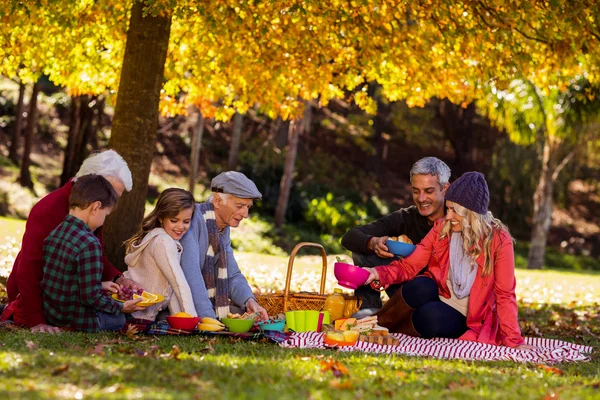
[123,319,290,343]
[279,331,594,364]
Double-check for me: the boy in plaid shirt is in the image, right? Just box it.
[41,175,142,332]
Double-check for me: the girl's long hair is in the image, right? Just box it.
[440,203,514,276]
[124,188,195,253]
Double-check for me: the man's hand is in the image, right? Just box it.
[367,236,394,258]
[363,267,380,285]
[121,298,145,313]
[245,298,268,321]
[116,276,143,291]
[31,324,62,334]
[101,281,120,294]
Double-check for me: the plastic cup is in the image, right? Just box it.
[317,312,324,332]
[295,310,307,332]
[285,311,296,332]
[306,310,320,332]
[320,310,331,325]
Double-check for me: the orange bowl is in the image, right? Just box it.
[323,335,357,347]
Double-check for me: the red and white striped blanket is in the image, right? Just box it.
[280,332,593,364]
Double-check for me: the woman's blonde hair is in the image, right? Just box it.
[124,188,195,253]
[440,203,514,276]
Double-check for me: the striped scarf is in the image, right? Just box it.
[199,202,229,318]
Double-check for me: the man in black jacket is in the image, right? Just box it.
[341,157,451,315]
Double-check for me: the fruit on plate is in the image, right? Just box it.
[172,312,194,318]
[115,286,144,301]
[342,330,359,342]
[325,330,345,342]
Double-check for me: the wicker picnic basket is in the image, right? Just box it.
[255,242,361,317]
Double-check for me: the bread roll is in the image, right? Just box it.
[398,234,413,244]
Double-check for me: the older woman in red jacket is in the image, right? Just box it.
[2,150,141,334]
[364,171,534,350]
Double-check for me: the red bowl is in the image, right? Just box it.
[166,316,200,330]
[334,262,370,289]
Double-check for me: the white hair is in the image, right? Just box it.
[410,157,451,189]
[75,150,132,191]
[207,192,231,205]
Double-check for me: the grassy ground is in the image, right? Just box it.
[1,217,599,399]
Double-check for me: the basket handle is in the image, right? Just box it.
[283,242,327,312]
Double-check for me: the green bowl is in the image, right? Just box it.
[221,318,255,333]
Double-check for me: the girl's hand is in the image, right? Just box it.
[101,281,120,293]
[121,298,145,313]
[115,276,143,291]
[363,268,380,285]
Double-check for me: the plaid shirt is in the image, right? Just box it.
[41,214,122,332]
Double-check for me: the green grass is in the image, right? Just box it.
[1,216,599,399]
[0,312,598,400]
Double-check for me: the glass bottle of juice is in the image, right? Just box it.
[323,288,345,321]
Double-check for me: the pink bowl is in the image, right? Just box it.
[334,262,370,289]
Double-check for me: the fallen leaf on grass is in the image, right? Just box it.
[168,345,181,360]
[25,340,37,350]
[448,378,475,390]
[52,364,69,376]
[198,343,215,354]
[320,358,349,378]
[86,344,106,356]
[537,364,564,375]
[123,324,139,339]
[329,378,353,389]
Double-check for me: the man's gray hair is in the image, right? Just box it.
[207,192,231,205]
[410,157,451,188]
[75,150,133,191]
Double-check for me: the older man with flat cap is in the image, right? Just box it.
[180,171,268,320]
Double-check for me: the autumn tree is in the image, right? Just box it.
[3,0,600,267]
[480,78,600,269]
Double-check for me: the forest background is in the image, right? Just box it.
[0,0,599,272]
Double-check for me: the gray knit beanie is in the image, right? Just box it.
[445,171,490,215]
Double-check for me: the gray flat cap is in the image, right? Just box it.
[210,171,262,200]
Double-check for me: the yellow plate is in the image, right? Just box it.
[111,291,164,307]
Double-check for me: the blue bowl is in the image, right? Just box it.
[258,319,285,332]
[385,239,416,257]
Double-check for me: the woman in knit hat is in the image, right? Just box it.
[363,172,535,350]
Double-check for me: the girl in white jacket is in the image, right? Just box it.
[123,188,197,321]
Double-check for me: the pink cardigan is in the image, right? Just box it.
[375,220,525,348]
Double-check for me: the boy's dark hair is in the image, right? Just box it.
[69,174,118,210]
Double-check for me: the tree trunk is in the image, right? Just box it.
[188,108,204,193]
[274,118,301,227]
[89,96,105,151]
[60,95,82,185]
[437,99,477,175]
[227,112,243,170]
[8,81,26,165]
[103,2,172,271]
[367,82,392,175]
[18,80,41,189]
[275,117,289,149]
[527,141,555,269]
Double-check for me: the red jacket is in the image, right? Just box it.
[375,220,525,348]
[5,181,121,327]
